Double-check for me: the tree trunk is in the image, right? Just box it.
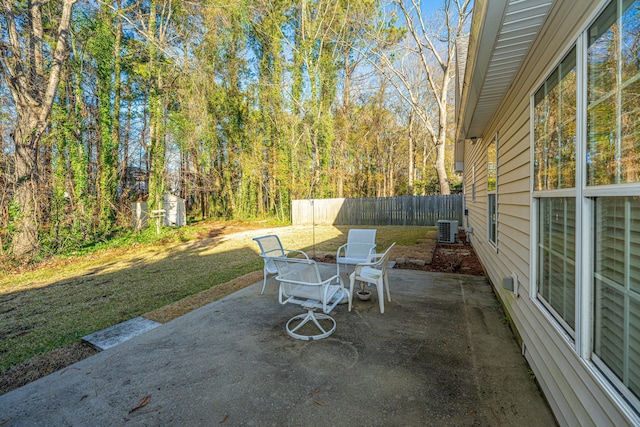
[435,140,450,195]
[146,0,167,215]
[11,113,41,258]
[2,0,77,259]
[112,1,123,221]
[408,111,415,196]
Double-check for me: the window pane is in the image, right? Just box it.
[594,196,640,399]
[632,203,640,293]
[534,49,577,191]
[588,0,640,185]
[488,193,497,245]
[488,138,497,191]
[472,164,476,202]
[537,198,576,330]
[560,51,577,189]
[596,197,627,285]
[595,281,625,378]
[621,1,640,183]
[630,298,640,396]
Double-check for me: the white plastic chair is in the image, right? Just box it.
[274,257,349,341]
[336,229,377,276]
[348,243,396,314]
[253,235,309,294]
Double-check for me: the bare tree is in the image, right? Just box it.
[0,0,77,259]
[363,0,471,195]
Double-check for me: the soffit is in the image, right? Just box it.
[462,0,554,139]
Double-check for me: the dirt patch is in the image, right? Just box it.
[0,226,484,396]
[0,342,99,394]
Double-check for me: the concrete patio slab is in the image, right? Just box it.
[0,266,556,426]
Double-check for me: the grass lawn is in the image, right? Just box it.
[0,221,432,374]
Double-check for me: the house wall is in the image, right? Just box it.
[463,0,638,425]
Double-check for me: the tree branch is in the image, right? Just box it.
[38,0,77,126]
[0,0,22,62]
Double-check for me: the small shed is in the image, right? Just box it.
[162,194,186,227]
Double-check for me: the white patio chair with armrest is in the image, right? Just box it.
[336,229,377,276]
[274,257,349,341]
[348,242,396,314]
[253,235,309,294]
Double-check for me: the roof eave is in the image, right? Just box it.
[456,0,509,144]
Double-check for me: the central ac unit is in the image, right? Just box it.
[437,220,458,243]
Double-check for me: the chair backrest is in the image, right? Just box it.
[371,242,396,273]
[273,258,324,301]
[345,229,377,258]
[274,257,344,316]
[253,235,286,259]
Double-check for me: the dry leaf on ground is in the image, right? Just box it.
[129,395,151,413]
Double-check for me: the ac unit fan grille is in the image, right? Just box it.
[437,220,458,243]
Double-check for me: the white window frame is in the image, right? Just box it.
[530,0,640,415]
[530,43,580,338]
[487,134,498,248]
[471,163,476,202]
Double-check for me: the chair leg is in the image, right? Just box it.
[348,273,356,311]
[261,269,268,294]
[376,281,385,314]
[384,272,391,301]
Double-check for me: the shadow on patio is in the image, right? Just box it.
[0,266,556,426]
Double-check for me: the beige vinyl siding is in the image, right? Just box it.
[466,98,533,298]
[504,280,629,426]
[462,0,638,424]
[521,298,631,426]
[498,114,532,293]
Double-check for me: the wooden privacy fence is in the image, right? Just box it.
[291,195,463,226]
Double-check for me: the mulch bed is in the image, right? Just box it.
[315,241,485,276]
[395,241,485,275]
